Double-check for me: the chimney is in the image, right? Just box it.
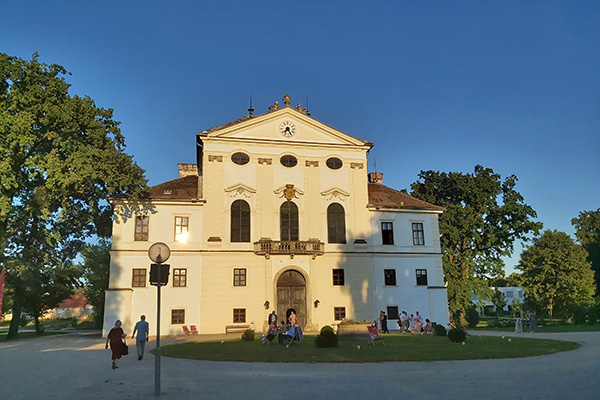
[178,163,198,178]
[368,172,383,184]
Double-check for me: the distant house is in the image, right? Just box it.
[46,294,94,319]
[473,287,525,313]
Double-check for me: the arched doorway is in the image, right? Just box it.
[277,270,306,328]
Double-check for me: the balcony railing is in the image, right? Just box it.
[254,239,324,257]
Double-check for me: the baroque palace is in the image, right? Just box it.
[103,94,449,336]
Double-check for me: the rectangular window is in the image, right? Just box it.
[332,269,345,286]
[132,269,146,287]
[416,269,428,286]
[384,269,396,286]
[233,268,247,287]
[387,306,399,320]
[171,309,185,325]
[381,222,394,245]
[334,307,346,321]
[412,222,425,246]
[175,216,189,242]
[233,308,246,323]
[173,268,187,287]
[134,216,149,241]
[506,291,514,298]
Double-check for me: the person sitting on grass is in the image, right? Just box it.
[422,319,433,335]
[261,323,279,344]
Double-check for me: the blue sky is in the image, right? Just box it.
[2,1,599,273]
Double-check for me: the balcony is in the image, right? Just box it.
[254,239,325,258]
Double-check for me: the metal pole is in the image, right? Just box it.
[155,261,161,397]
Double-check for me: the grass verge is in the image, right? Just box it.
[0,331,66,341]
[158,334,578,363]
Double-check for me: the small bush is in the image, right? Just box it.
[447,328,467,343]
[241,329,255,341]
[587,305,599,325]
[465,308,480,328]
[320,325,335,335]
[433,324,447,336]
[315,326,338,348]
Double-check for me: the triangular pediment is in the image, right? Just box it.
[199,106,372,150]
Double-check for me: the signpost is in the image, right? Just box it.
[148,242,171,397]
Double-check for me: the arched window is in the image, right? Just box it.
[327,203,346,244]
[231,200,250,242]
[280,202,299,241]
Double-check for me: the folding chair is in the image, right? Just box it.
[284,326,303,348]
[367,325,385,346]
[182,325,191,335]
[190,325,199,335]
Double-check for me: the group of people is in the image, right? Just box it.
[514,309,537,334]
[373,310,432,335]
[395,310,433,334]
[105,315,150,369]
[261,310,304,345]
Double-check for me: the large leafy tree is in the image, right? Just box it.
[571,209,600,296]
[0,53,147,338]
[410,165,541,322]
[518,230,595,317]
[78,240,111,328]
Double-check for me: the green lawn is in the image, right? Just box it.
[473,319,600,333]
[158,334,578,363]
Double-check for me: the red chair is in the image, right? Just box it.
[182,325,191,335]
[190,325,199,335]
[367,325,385,346]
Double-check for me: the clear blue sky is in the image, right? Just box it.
[3,1,599,273]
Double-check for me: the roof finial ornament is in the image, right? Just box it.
[283,92,291,107]
[248,93,254,116]
[268,101,280,112]
[296,102,307,114]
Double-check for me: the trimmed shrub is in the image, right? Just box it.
[573,306,587,325]
[587,305,599,325]
[315,326,338,348]
[433,323,447,336]
[465,308,480,328]
[320,325,335,335]
[241,329,255,341]
[447,328,467,343]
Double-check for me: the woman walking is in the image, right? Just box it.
[106,320,127,369]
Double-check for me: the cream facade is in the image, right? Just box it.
[103,94,449,336]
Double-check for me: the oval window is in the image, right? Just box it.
[326,157,343,170]
[231,152,249,165]
[280,155,298,168]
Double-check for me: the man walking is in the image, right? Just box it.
[132,315,149,360]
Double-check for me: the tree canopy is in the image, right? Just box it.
[518,230,595,317]
[571,208,600,296]
[410,165,541,321]
[78,239,111,327]
[0,53,147,337]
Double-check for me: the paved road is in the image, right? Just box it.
[0,330,597,400]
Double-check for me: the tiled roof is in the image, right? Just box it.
[58,294,88,309]
[146,175,200,200]
[367,183,445,212]
[203,114,255,133]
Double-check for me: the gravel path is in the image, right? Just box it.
[0,330,597,400]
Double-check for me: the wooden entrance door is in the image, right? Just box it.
[277,270,306,328]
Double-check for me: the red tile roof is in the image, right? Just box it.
[145,175,200,200]
[58,294,88,309]
[368,183,445,212]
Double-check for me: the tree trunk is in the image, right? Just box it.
[34,314,43,334]
[7,285,24,339]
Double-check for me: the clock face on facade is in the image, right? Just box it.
[279,121,296,137]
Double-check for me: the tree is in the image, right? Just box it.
[571,209,600,296]
[410,165,541,323]
[0,53,147,338]
[79,240,111,327]
[518,230,595,317]
[491,289,507,315]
